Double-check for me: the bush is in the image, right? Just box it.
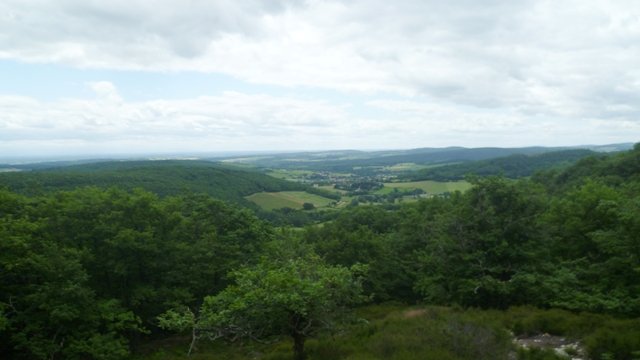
[584,328,640,360]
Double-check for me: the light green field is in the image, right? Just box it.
[266,169,314,181]
[376,180,472,194]
[382,163,431,172]
[382,162,458,172]
[245,191,335,210]
[317,185,348,195]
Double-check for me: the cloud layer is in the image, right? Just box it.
[1,0,639,155]
[1,82,636,157]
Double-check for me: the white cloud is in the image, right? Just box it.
[88,81,122,102]
[0,82,357,155]
[0,0,639,153]
[0,82,636,158]
[1,2,638,89]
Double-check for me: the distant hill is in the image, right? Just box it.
[545,143,640,189]
[407,149,598,181]
[0,160,304,204]
[218,143,634,173]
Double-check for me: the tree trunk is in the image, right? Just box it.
[187,327,197,356]
[292,332,305,360]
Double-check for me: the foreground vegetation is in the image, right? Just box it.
[1,144,639,359]
[144,305,640,360]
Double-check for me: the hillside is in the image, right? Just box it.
[1,145,639,360]
[546,143,640,188]
[408,149,598,181]
[0,160,304,204]
[218,144,633,174]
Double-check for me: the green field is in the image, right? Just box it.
[317,185,347,194]
[246,191,335,210]
[377,180,472,194]
[380,163,433,172]
[266,169,314,181]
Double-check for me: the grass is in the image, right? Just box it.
[266,169,315,181]
[246,191,335,210]
[138,305,640,360]
[137,305,510,360]
[382,163,453,172]
[376,180,472,195]
[317,185,347,194]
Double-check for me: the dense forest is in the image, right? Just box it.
[407,149,597,181]
[1,145,639,359]
[0,160,305,205]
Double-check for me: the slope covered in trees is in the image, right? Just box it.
[0,160,304,204]
[0,188,274,359]
[221,146,568,173]
[218,144,632,173]
[408,149,597,181]
[1,144,639,359]
[305,144,640,315]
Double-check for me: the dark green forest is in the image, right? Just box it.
[0,160,305,205]
[1,145,639,359]
[407,149,597,181]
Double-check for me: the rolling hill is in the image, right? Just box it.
[407,149,598,181]
[217,143,633,173]
[0,160,305,204]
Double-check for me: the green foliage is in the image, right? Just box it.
[584,327,640,360]
[225,146,576,174]
[159,238,366,359]
[541,179,640,314]
[409,149,596,181]
[148,307,640,360]
[0,207,142,359]
[359,309,511,360]
[377,180,471,194]
[303,206,413,301]
[0,160,304,205]
[3,144,640,359]
[504,307,640,359]
[148,305,517,360]
[246,191,333,211]
[413,177,548,308]
[0,187,273,359]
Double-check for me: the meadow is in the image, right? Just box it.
[377,180,472,194]
[266,169,316,181]
[245,191,336,210]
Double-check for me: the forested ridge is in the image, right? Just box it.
[0,160,304,205]
[407,149,597,181]
[1,145,639,359]
[219,144,633,173]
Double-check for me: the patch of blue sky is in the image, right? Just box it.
[0,59,260,101]
[0,59,402,115]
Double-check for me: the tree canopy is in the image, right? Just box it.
[159,239,366,360]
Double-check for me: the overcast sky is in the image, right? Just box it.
[1,0,639,158]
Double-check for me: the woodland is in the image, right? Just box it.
[1,144,639,359]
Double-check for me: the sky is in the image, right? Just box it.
[1,0,639,158]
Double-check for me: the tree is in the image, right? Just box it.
[0,216,141,360]
[159,239,366,360]
[302,202,315,211]
[414,177,547,308]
